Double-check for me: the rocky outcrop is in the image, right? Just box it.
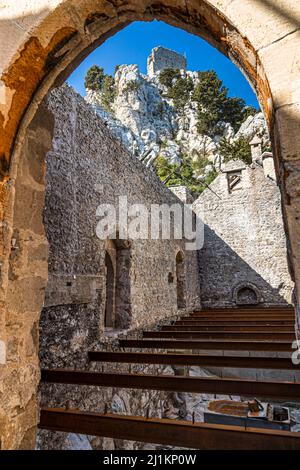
[86,47,270,172]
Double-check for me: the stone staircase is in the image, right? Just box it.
[39,306,300,450]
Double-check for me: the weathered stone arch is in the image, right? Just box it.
[0,0,299,449]
[232,282,263,306]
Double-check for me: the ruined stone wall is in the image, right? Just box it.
[169,186,195,204]
[147,46,186,77]
[40,84,200,370]
[37,84,200,449]
[193,161,293,307]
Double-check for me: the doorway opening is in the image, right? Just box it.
[176,251,186,309]
[104,247,115,329]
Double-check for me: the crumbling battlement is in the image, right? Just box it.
[147,46,186,77]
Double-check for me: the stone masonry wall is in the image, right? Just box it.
[38,84,200,449]
[41,84,200,368]
[193,161,293,307]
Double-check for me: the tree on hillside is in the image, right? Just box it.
[85,65,115,112]
[192,70,257,135]
[158,68,181,88]
[159,68,194,112]
[84,65,105,91]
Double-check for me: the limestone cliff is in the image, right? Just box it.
[86,46,270,177]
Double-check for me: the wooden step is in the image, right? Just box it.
[192,309,294,317]
[188,314,295,322]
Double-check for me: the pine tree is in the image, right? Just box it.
[192,70,257,135]
[84,65,105,92]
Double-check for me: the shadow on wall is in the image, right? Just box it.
[253,0,300,29]
[199,225,290,308]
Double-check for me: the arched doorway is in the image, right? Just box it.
[103,238,132,330]
[176,251,186,309]
[104,251,115,329]
[0,0,299,450]
[114,239,132,330]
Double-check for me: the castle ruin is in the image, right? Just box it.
[147,46,187,77]
[0,0,300,452]
[36,85,295,450]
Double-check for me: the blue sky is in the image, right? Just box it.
[68,20,259,108]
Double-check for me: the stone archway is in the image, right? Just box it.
[233,282,263,306]
[0,0,299,450]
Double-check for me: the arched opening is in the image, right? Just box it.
[176,251,186,309]
[103,238,132,331]
[236,286,258,305]
[233,282,262,306]
[0,0,299,450]
[114,239,132,330]
[104,251,115,329]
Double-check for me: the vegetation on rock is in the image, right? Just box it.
[101,75,116,112]
[154,155,216,195]
[124,80,141,94]
[86,60,264,194]
[85,65,105,91]
[85,65,115,112]
[192,70,257,135]
[159,68,194,111]
[218,136,252,165]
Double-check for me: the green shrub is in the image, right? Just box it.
[114,64,121,75]
[124,80,141,93]
[101,75,115,112]
[154,155,210,195]
[169,76,194,112]
[158,68,194,112]
[158,68,181,88]
[218,137,252,165]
